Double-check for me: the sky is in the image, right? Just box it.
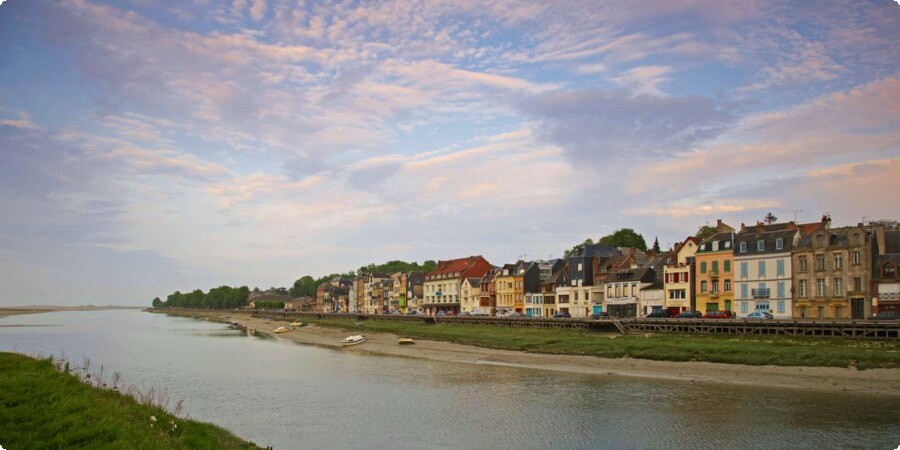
[0,0,898,306]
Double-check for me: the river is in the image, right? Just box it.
[1,310,898,449]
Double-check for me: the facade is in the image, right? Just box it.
[357,273,390,314]
[559,245,618,318]
[603,267,656,317]
[539,264,566,317]
[694,226,736,314]
[793,223,875,319]
[664,237,698,314]
[315,277,352,312]
[406,271,425,313]
[423,256,493,315]
[478,268,500,316]
[460,278,482,314]
[494,263,519,316]
[873,229,900,315]
[734,223,807,319]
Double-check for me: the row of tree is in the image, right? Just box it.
[254,301,285,310]
[152,286,250,309]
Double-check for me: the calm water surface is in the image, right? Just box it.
[1,310,898,449]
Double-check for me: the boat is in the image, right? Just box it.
[398,338,415,345]
[341,335,367,346]
[273,326,292,334]
[290,322,306,328]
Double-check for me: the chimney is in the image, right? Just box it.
[740,222,745,232]
[756,221,765,233]
[821,214,832,229]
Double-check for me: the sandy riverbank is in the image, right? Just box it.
[163,310,900,396]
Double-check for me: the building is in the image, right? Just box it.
[604,267,657,317]
[478,268,500,316]
[664,237,698,315]
[694,221,736,314]
[460,277,482,314]
[494,263,521,316]
[406,271,425,313]
[558,245,618,318]
[793,222,876,319]
[538,264,565,317]
[356,273,390,314]
[873,229,900,315]
[315,277,352,312]
[423,256,493,315]
[734,222,812,319]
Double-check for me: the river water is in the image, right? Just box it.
[1,310,898,449]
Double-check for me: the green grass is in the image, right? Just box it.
[304,318,900,370]
[0,352,260,450]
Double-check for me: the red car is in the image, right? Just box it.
[704,310,735,319]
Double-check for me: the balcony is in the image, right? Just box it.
[709,292,720,299]
[752,288,771,299]
[708,270,719,278]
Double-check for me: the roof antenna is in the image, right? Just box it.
[791,209,803,222]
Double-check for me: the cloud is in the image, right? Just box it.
[611,65,674,96]
[520,88,739,163]
[0,112,40,130]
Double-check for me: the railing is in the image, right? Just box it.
[752,288,771,299]
[880,292,900,300]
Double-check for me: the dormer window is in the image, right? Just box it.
[883,263,896,279]
[725,241,731,249]
[712,241,719,251]
[776,238,784,250]
[816,234,825,248]
[757,240,765,251]
[740,242,747,253]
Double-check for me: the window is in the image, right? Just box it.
[799,256,808,272]
[834,278,842,296]
[800,306,807,319]
[834,253,843,270]
[712,241,719,251]
[756,303,770,311]
[724,260,731,273]
[852,233,860,245]
[854,277,862,292]
[578,263,583,271]
[816,279,825,297]
[757,240,765,251]
[776,238,784,250]
[741,283,748,299]
[700,262,707,273]
[712,261,719,272]
[852,251,861,264]
[741,301,748,313]
[885,264,897,278]
[725,241,731,249]
[740,242,747,253]
[818,306,825,318]
[712,281,719,294]
[835,306,843,318]
[574,292,579,301]
[741,262,748,279]
[758,261,766,277]
[777,300,785,314]
[816,235,825,248]
[816,255,825,271]
[777,281,785,299]
[724,279,731,292]
[701,281,708,293]
[585,292,590,301]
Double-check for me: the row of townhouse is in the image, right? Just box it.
[310,216,900,319]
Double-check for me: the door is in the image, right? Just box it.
[724,300,732,312]
[851,299,865,319]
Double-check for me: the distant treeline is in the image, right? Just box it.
[152,286,250,309]
[254,301,285,310]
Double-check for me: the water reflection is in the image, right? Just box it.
[1,310,898,450]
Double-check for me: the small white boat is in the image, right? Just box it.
[398,338,415,345]
[290,322,306,328]
[342,335,367,346]
[273,326,292,334]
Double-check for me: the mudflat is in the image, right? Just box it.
[165,310,900,397]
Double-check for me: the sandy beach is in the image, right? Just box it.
[0,306,141,319]
[167,310,900,396]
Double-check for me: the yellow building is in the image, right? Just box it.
[664,237,699,314]
[695,228,735,314]
[494,264,518,315]
[460,278,482,314]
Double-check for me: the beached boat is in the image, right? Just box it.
[398,338,415,345]
[273,326,292,334]
[290,322,306,328]
[341,335,367,346]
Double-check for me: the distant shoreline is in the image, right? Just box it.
[157,310,900,397]
[0,306,142,318]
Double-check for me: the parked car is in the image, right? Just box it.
[405,310,419,315]
[591,312,610,319]
[436,311,447,316]
[871,311,898,320]
[704,310,735,319]
[675,310,703,319]
[646,309,675,318]
[508,312,525,318]
[745,311,774,319]
[553,312,571,318]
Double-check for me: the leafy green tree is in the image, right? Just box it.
[598,229,647,251]
[696,225,717,241]
[290,276,317,297]
[151,297,162,308]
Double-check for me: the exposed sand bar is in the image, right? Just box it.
[161,310,900,397]
[0,306,141,318]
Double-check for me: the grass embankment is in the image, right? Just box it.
[304,317,900,370]
[0,352,260,450]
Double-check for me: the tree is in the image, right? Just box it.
[598,229,647,251]
[764,212,778,224]
[151,297,162,308]
[696,225,717,241]
[290,276,317,298]
[652,237,660,253]
[868,219,900,231]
